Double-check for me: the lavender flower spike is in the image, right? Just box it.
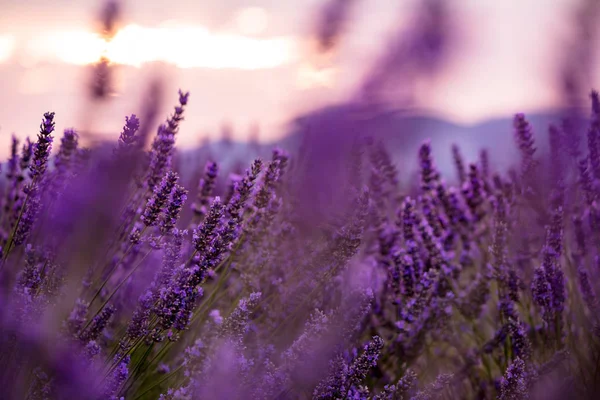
[142,171,179,227]
[20,137,33,177]
[160,185,188,234]
[146,124,176,190]
[591,89,600,125]
[451,143,466,183]
[498,357,528,400]
[30,111,55,181]
[419,139,440,193]
[193,196,225,255]
[13,185,41,246]
[52,128,79,190]
[191,161,219,222]
[513,113,536,180]
[117,114,141,152]
[79,303,115,342]
[587,123,600,180]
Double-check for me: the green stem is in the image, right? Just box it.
[120,343,154,396]
[82,244,153,334]
[132,365,183,400]
[1,193,30,264]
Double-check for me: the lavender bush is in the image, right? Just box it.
[0,86,599,399]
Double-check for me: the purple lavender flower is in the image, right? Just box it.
[272,147,290,179]
[14,244,44,294]
[54,129,79,171]
[513,113,537,184]
[223,172,242,205]
[6,135,19,181]
[420,193,447,240]
[5,71,600,400]
[577,158,596,206]
[419,140,440,193]
[160,229,186,284]
[498,357,528,400]
[104,355,130,399]
[123,228,187,347]
[84,340,101,360]
[411,373,454,400]
[79,303,115,342]
[484,323,509,354]
[146,124,176,191]
[315,0,357,52]
[254,160,281,210]
[548,125,566,186]
[451,143,466,184]
[66,298,89,338]
[191,161,219,222]
[399,197,424,291]
[193,197,225,255]
[314,336,384,399]
[142,171,179,227]
[372,370,417,400]
[417,218,446,274]
[480,148,490,179]
[508,318,532,362]
[159,89,189,141]
[160,185,188,234]
[30,112,55,181]
[227,159,263,221]
[328,189,369,272]
[458,266,491,320]
[401,197,418,244]
[178,89,190,106]
[393,250,415,298]
[124,289,153,346]
[20,137,33,177]
[26,367,54,400]
[116,114,141,153]
[145,89,188,188]
[52,129,79,191]
[357,0,452,102]
[3,136,20,216]
[219,292,262,340]
[587,124,600,180]
[462,163,486,223]
[153,265,202,334]
[13,184,41,246]
[531,266,552,318]
[489,194,522,321]
[531,208,565,342]
[592,89,600,120]
[577,264,598,317]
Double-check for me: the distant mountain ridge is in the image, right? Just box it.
[180,103,583,184]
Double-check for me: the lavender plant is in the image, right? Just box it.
[2,83,600,400]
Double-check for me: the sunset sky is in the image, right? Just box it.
[0,0,597,155]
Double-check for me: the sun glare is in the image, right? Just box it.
[27,30,108,65]
[0,34,16,63]
[17,24,296,70]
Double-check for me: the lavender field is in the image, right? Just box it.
[1,0,600,399]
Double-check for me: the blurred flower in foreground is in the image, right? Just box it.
[358,0,453,105]
[89,0,121,101]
